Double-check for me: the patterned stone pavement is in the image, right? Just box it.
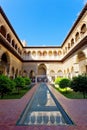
[0,84,87,130]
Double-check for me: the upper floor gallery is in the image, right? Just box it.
[0,4,87,62]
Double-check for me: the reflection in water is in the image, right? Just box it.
[38,85,47,106]
[18,83,73,125]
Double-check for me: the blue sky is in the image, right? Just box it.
[0,0,87,46]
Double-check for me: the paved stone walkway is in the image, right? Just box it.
[0,84,87,130]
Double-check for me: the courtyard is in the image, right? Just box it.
[0,2,87,130]
[0,83,87,130]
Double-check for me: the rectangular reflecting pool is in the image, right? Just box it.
[17,83,74,126]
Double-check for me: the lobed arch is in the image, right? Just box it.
[48,51,52,56]
[58,50,62,56]
[23,70,27,77]
[80,23,86,34]
[12,40,15,47]
[75,32,80,42]
[0,52,10,75]
[0,25,6,37]
[38,64,47,75]
[1,52,10,65]
[57,70,63,77]
[32,51,36,56]
[75,51,87,75]
[7,33,11,43]
[53,51,58,56]
[29,70,35,78]
[50,70,55,75]
[43,51,47,56]
[71,38,74,47]
[27,51,31,55]
[29,70,36,82]
[23,50,27,55]
[37,51,42,56]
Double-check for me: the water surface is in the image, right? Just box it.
[17,83,73,125]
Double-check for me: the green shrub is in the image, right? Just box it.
[14,77,25,94]
[70,75,87,98]
[23,77,31,85]
[55,77,62,85]
[59,78,71,92]
[0,75,15,98]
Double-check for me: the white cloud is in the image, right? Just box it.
[83,0,87,5]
